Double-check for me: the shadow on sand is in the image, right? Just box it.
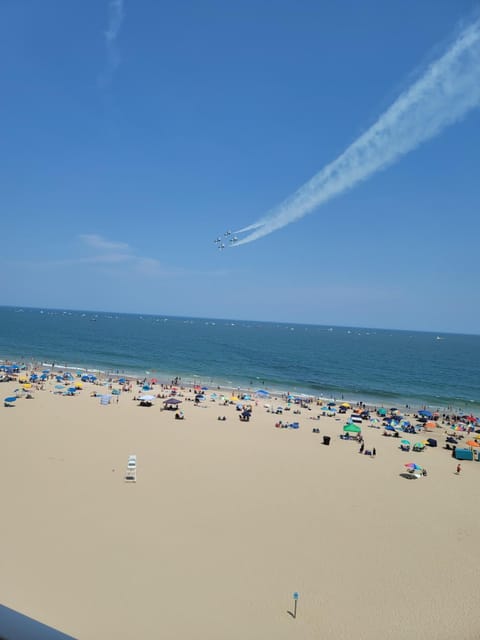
[399,472,419,480]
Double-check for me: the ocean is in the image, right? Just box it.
[0,306,478,412]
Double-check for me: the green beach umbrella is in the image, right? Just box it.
[378,408,387,416]
[401,439,411,445]
[344,423,361,433]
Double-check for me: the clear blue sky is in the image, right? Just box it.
[1,0,479,333]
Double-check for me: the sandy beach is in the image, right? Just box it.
[1,374,480,640]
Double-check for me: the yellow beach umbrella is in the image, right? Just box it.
[23,383,32,389]
[19,376,28,383]
[75,382,83,389]
[230,396,239,402]
[340,402,351,408]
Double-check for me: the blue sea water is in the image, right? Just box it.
[0,306,479,412]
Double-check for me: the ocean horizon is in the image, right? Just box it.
[1,305,479,412]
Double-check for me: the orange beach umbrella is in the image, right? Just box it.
[466,440,480,448]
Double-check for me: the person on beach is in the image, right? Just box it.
[359,443,364,454]
[372,447,376,458]
[456,463,462,475]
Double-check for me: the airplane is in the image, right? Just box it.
[214,237,221,243]
[224,230,232,236]
[218,243,225,250]
[229,236,238,243]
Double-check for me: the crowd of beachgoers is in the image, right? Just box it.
[2,358,480,639]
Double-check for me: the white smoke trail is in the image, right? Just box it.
[101,0,125,84]
[235,18,480,246]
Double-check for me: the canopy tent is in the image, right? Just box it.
[343,423,361,433]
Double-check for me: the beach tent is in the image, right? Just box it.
[344,423,361,433]
[164,398,182,406]
[454,448,473,461]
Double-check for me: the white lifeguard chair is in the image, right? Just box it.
[124,454,137,482]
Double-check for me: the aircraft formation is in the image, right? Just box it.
[214,230,238,249]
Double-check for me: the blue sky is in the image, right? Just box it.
[1,0,479,333]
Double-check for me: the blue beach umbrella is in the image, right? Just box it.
[4,396,17,403]
[256,389,269,397]
[418,410,432,418]
[55,384,65,390]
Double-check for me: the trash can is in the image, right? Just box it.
[323,435,331,446]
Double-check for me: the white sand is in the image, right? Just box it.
[1,379,479,639]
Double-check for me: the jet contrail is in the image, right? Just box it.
[234,18,480,246]
[101,0,125,85]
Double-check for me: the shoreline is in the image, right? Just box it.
[1,354,477,415]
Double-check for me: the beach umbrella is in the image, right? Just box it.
[4,396,17,403]
[401,439,411,446]
[377,408,387,416]
[344,423,361,433]
[55,384,65,390]
[75,382,83,389]
[424,421,436,430]
[340,402,351,408]
[142,385,151,391]
[418,410,433,418]
[466,440,480,448]
[256,389,269,397]
[230,396,239,402]
[139,394,155,401]
[201,386,208,391]
[118,377,126,384]
[405,462,423,471]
